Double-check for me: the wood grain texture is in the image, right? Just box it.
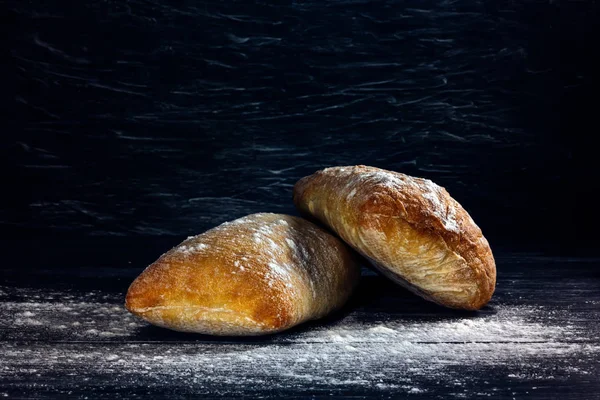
[1,239,599,398]
[2,0,597,252]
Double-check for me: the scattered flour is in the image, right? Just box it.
[1,285,598,397]
[195,243,209,251]
[268,262,292,281]
[13,318,43,326]
[369,325,396,334]
[285,238,296,250]
[20,311,36,317]
[347,188,357,201]
[177,242,209,255]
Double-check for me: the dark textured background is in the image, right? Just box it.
[2,0,597,253]
[2,2,600,398]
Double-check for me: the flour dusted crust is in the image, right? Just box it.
[125,213,360,335]
[293,165,496,310]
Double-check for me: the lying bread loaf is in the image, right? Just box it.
[125,213,360,335]
[293,165,496,310]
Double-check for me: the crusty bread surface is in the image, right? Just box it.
[293,165,496,310]
[125,213,360,335]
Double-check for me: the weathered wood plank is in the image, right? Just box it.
[1,253,599,398]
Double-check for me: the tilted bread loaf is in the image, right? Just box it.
[293,165,496,310]
[125,213,360,335]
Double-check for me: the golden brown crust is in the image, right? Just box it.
[293,165,496,310]
[125,213,360,335]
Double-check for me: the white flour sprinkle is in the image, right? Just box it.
[1,285,598,397]
[347,188,357,201]
[234,260,240,267]
[177,245,191,254]
[368,325,396,334]
[195,243,208,251]
[177,242,209,255]
[267,239,279,252]
[268,262,291,280]
[285,238,297,250]
[419,179,459,232]
[20,311,36,317]
[14,318,43,326]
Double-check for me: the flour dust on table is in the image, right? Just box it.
[1,256,599,398]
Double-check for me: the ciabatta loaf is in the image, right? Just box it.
[293,165,495,310]
[125,213,360,335]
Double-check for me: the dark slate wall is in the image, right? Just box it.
[2,0,597,253]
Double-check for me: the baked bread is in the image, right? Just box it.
[293,165,496,310]
[125,213,360,335]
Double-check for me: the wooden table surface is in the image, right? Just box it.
[1,239,599,399]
